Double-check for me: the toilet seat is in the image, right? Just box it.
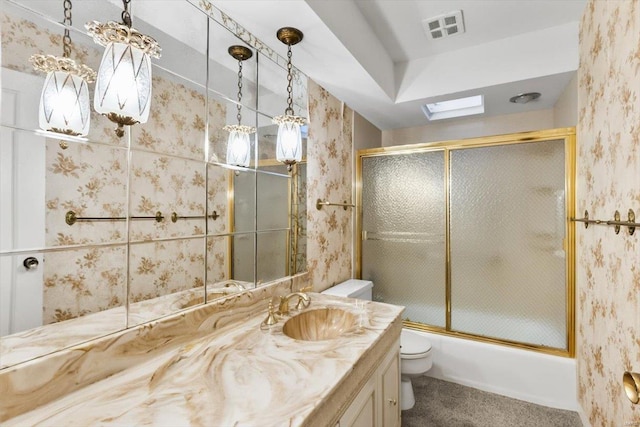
[400,329,432,360]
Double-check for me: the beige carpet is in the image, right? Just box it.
[401,376,582,427]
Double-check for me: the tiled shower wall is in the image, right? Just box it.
[576,0,640,424]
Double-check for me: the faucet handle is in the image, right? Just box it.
[261,301,279,327]
[295,294,311,310]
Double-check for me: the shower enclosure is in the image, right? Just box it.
[356,129,575,355]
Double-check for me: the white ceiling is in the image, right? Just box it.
[10,0,587,131]
[214,0,587,131]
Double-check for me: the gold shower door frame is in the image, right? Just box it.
[355,128,576,357]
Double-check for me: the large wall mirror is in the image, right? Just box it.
[0,0,307,368]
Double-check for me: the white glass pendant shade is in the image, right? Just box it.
[94,42,152,124]
[86,21,161,137]
[224,124,254,167]
[39,70,91,136]
[30,54,96,137]
[226,130,251,167]
[273,115,305,166]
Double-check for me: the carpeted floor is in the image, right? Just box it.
[401,376,582,427]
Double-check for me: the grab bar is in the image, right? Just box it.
[316,198,354,211]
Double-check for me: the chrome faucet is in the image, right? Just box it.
[278,292,311,315]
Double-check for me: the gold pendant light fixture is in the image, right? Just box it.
[30,0,96,138]
[273,27,306,172]
[224,45,255,167]
[86,0,161,137]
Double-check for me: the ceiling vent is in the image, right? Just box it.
[422,10,465,40]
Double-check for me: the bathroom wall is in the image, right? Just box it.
[576,0,640,425]
[381,108,555,146]
[554,74,578,128]
[307,80,354,291]
[354,111,382,151]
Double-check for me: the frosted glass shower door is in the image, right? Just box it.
[449,140,567,349]
[361,151,446,326]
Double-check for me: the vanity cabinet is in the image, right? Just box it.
[337,339,400,427]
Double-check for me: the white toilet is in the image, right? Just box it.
[321,279,432,410]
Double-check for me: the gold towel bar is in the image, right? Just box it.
[170,211,219,222]
[316,198,354,211]
[571,209,636,235]
[65,210,164,226]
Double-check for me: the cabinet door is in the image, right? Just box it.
[339,374,377,427]
[381,351,400,427]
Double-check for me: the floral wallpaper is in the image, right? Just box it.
[45,142,127,247]
[577,0,640,425]
[43,245,127,325]
[307,80,353,291]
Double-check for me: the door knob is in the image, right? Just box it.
[623,371,640,404]
[388,398,397,406]
[23,257,39,270]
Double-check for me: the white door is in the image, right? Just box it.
[1,68,46,335]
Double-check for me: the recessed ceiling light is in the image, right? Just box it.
[422,95,484,121]
[509,92,541,104]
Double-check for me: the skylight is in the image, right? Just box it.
[422,95,484,121]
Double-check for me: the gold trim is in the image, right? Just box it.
[228,45,253,61]
[287,165,293,276]
[30,54,96,82]
[356,127,576,357]
[227,169,235,280]
[403,321,572,357]
[273,114,307,125]
[223,124,256,134]
[85,21,161,58]
[50,128,82,137]
[355,152,363,278]
[444,149,451,331]
[358,128,576,157]
[104,113,139,138]
[276,27,304,46]
[565,131,576,357]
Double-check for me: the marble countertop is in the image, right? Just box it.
[4,293,403,426]
[0,280,251,369]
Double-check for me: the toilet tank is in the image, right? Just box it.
[321,279,373,301]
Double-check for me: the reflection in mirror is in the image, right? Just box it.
[1,0,308,369]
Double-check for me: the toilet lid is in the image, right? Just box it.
[400,329,432,356]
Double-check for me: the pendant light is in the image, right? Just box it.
[86,0,161,137]
[30,0,96,137]
[273,27,306,172]
[224,46,255,167]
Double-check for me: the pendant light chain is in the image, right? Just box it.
[236,59,243,125]
[62,0,72,58]
[286,44,294,116]
[121,0,132,28]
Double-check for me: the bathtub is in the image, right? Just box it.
[408,329,577,411]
